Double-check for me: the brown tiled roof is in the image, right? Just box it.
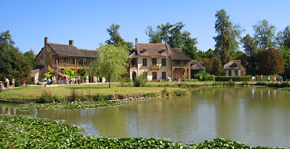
[191,62,205,70]
[137,43,168,57]
[224,60,246,70]
[168,48,191,60]
[129,50,138,58]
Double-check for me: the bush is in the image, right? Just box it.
[215,76,251,81]
[134,73,147,87]
[36,89,53,103]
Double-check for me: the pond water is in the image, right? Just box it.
[1,87,290,147]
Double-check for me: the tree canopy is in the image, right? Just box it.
[0,30,32,86]
[259,48,284,75]
[253,20,276,49]
[90,44,130,88]
[105,23,133,49]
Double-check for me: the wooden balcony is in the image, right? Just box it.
[172,64,189,68]
[151,64,161,70]
[52,64,90,69]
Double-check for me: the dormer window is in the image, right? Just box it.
[158,49,166,53]
[230,63,237,68]
[143,49,147,53]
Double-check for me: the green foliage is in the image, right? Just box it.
[215,76,251,81]
[134,72,147,87]
[35,89,54,103]
[91,44,130,88]
[213,9,243,66]
[161,87,170,97]
[64,68,76,78]
[105,23,133,48]
[23,50,36,68]
[181,78,199,82]
[0,30,32,86]
[78,68,87,77]
[196,138,250,148]
[253,20,276,49]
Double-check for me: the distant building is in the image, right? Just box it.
[34,37,97,83]
[129,38,191,81]
[224,60,246,76]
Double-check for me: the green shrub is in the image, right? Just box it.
[161,87,170,97]
[215,76,251,81]
[36,89,53,103]
[134,73,147,87]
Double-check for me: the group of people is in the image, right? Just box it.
[69,76,82,84]
[1,77,26,89]
[252,75,283,82]
[42,77,51,87]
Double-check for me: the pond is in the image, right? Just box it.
[1,87,290,147]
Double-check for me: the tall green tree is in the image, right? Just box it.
[23,50,36,68]
[90,44,130,88]
[105,23,133,48]
[276,26,290,49]
[0,30,32,86]
[279,45,290,79]
[253,20,276,49]
[205,48,217,59]
[259,48,284,75]
[146,22,198,59]
[181,31,199,60]
[211,58,223,76]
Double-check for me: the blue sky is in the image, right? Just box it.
[1,0,290,54]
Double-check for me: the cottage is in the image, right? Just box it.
[129,38,191,82]
[224,60,246,76]
[34,37,98,83]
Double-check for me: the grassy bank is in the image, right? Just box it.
[1,115,272,148]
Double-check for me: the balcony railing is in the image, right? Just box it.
[52,64,89,68]
[151,64,161,70]
[172,64,189,67]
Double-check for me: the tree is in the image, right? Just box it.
[146,22,199,59]
[259,48,284,75]
[145,26,161,43]
[211,58,223,76]
[105,23,133,48]
[0,30,32,86]
[64,68,76,78]
[205,48,217,59]
[241,34,260,75]
[23,50,36,68]
[279,45,290,79]
[181,31,199,60]
[201,58,214,74]
[253,20,276,49]
[276,26,290,49]
[90,44,130,88]
[213,9,242,66]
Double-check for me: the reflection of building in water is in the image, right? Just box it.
[0,106,17,115]
[252,88,255,97]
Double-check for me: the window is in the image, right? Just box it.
[228,70,232,76]
[152,58,157,65]
[72,59,76,65]
[64,58,66,64]
[55,58,59,65]
[142,58,147,66]
[84,58,87,64]
[162,72,166,80]
[152,72,157,80]
[162,58,166,66]
[235,70,238,76]
[177,60,181,65]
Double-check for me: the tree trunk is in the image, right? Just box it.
[109,74,111,88]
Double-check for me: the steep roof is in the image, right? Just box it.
[168,48,191,60]
[135,42,191,60]
[79,50,98,58]
[47,43,84,57]
[137,43,168,58]
[224,60,246,70]
[191,62,205,70]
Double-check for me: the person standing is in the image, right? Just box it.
[11,77,15,87]
[22,77,25,87]
[260,75,263,81]
[4,77,10,89]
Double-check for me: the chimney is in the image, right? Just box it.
[69,40,74,46]
[44,37,48,45]
[135,38,139,55]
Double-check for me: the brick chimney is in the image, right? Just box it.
[135,38,139,55]
[44,37,48,45]
[69,40,74,46]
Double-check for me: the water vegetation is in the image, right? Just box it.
[1,115,281,148]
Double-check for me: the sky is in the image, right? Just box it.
[1,0,290,54]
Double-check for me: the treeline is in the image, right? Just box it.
[0,31,36,86]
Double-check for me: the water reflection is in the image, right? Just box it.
[1,87,290,147]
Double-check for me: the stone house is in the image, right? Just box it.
[223,60,246,76]
[129,38,191,81]
[34,37,97,83]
